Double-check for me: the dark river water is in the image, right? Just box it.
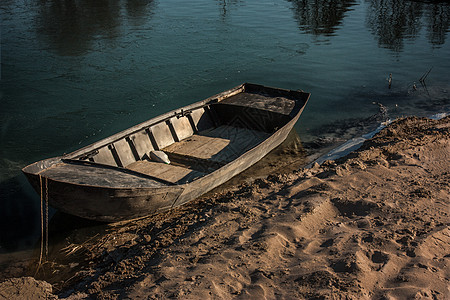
[1,0,449,255]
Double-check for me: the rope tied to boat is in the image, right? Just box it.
[36,174,49,275]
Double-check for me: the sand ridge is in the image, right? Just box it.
[1,116,449,299]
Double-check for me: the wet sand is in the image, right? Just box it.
[1,116,449,299]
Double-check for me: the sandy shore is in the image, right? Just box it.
[1,116,449,299]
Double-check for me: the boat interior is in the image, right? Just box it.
[63,88,297,185]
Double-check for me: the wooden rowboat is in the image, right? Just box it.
[22,83,310,222]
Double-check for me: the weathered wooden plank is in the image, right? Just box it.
[130,130,155,159]
[190,107,214,132]
[127,160,205,184]
[163,126,270,168]
[171,115,194,142]
[92,146,116,166]
[151,122,175,149]
[220,91,296,115]
[172,108,303,208]
[114,139,136,167]
[39,162,163,188]
[201,126,270,162]
[163,135,230,160]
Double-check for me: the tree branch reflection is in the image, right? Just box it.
[36,0,155,56]
[366,0,449,51]
[288,0,357,39]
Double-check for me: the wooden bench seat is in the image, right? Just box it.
[163,135,230,162]
[127,126,270,183]
[163,125,270,166]
[126,160,205,184]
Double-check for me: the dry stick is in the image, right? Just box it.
[419,68,432,96]
[61,233,101,256]
[419,67,433,83]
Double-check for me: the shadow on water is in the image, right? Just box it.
[0,202,108,283]
[0,175,41,253]
[35,0,156,56]
[366,0,450,51]
[125,0,156,26]
[0,171,108,280]
[0,174,43,281]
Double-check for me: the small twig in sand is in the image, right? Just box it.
[418,69,431,96]
[60,244,84,256]
[60,233,100,256]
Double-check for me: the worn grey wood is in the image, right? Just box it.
[163,134,231,161]
[114,138,136,167]
[40,162,162,188]
[93,145,116,165]
[163,126,269,165]
[220,91,296,115]
[130,130,155,160]
[127,160,205,184]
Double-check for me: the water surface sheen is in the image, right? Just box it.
[1,0,449,251]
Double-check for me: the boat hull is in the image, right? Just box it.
[23,83,310,222]
[23,168,184,222]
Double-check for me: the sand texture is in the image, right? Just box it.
[1,116,449,299]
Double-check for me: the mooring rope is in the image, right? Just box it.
[45,176,49,257]
[36,174,49,275]
[38,176,44,265]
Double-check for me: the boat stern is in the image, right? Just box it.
[22,157,62,193]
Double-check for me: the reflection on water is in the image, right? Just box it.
[35,0,155,56]
[26,0,450,55]
[366,0,450,51]
[217,0,241,20]
[287,0,449,49]
[288,0,357,39]
[425,3,450,46]
[126,0,155,25]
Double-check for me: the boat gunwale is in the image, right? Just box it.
[23,159,184,193]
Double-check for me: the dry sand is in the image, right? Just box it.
[1,116,449,299]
